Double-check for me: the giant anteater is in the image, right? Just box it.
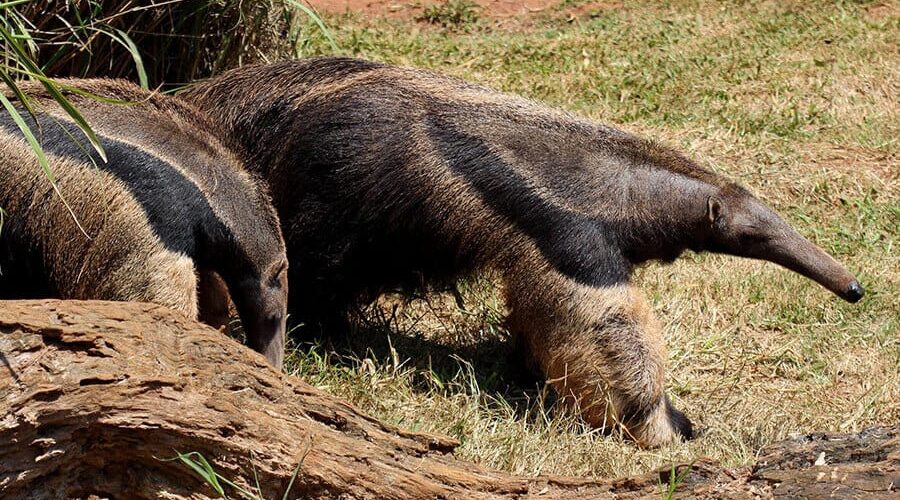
[184,57,863,446]
[0,79,289,368]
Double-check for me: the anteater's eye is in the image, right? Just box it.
[269,261,287,287]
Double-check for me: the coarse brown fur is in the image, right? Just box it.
[183,57,863,446]
[0,79,289,367]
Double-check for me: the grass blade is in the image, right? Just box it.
[282,439,313,500]
[175,451,226,497]
[94,26,148,89]
[0,66,37,118]
[286,0,338,51]
[35,78,108,163]
[0,91,90,237]
[6,68,141,105]
[0,22,107,163]
[0,1,32,11]
[249,450,263,500]
[0,90,52,181]
[166,450,262,500]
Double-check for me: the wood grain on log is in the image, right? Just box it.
[1,300,896,499]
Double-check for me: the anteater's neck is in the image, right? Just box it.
[612,166,718,264]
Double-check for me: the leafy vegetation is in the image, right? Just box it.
[659,462,693,499]
[170,450,306,499]
[20,0,307,88]
[0,0,110,231]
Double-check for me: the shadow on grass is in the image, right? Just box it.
[284,290,553,419]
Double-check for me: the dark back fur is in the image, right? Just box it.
[183,57,738,322]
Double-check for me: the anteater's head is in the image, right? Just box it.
[227,250,289,368]
[700,186,863,303]
[205,171,289,369]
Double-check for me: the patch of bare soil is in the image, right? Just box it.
[866,2,899,21]
[803,144,899,185]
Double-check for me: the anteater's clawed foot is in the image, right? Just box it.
[666,397,695,441]
[628,397,695,448]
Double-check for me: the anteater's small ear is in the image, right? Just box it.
[707,196,724,226]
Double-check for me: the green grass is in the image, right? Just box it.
[419,0,481,28]
[170,450,306,499]
[280,0,900,480]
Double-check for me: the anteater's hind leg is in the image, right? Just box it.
[504,263,693,448]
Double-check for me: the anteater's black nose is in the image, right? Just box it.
[845,280,864,303]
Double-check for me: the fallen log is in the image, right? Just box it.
[0,300,896,499]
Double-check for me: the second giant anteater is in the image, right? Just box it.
[184,57,864,447]
[0,79,288,368]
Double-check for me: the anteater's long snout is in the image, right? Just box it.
[763,225,864,303]
[844,280,865,303]
[245,313,287,369]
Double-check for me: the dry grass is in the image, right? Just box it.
[280,0,898,479]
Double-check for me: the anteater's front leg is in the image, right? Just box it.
[197,269,232,330]
[505,267,693,448]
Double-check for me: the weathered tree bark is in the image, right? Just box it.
[1,300,897,499]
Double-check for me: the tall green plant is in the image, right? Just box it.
[167,448,309,500]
